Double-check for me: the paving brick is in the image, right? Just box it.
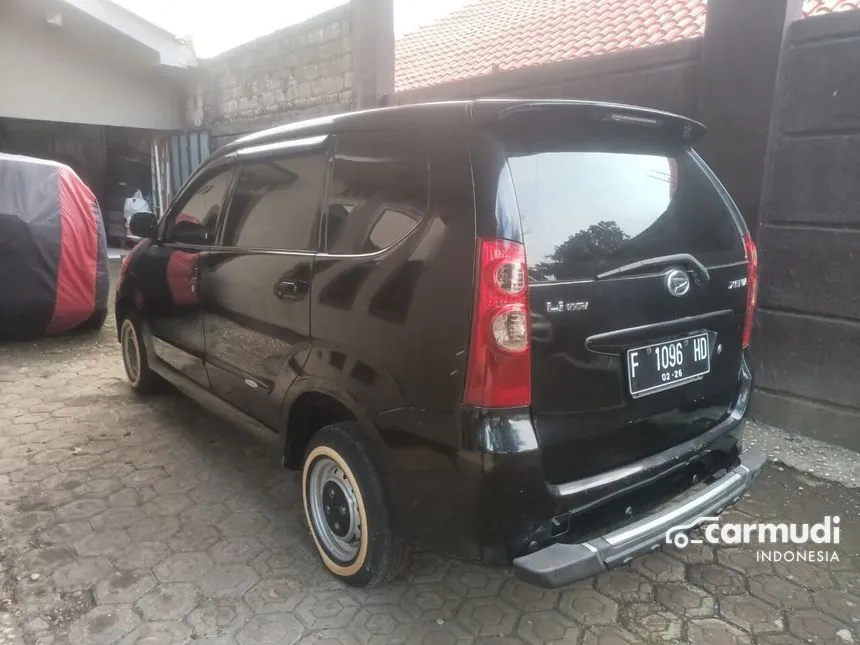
[595,569,654,603]
[217,512,270,538]
[72,530,130,557]
[197,564,260,600]
[756,635,808,645]
[688,563,747,596]
[154,552,214,583]
[109,542,171,571]
[517,610,580,645]
[167,521,223,553]
[631,552,686,583]
[187,600,254,639]
[297,593,360,630]
[125,515,181,543]
[687,618,753,645]
[397,582,463,621]
[581,624,645,645]
[455,596,519,637]
[748,574,814,610]
[719,594,785,633]
[244,578,307,614]
[135,583,200,621]
[237,613,304,645]
[619,601,684,643]
[499,578,560,613]
[209,537,265,564]
[52,558,114,592]
[443,565,506,598]
[656,582,718,618]
[558,588,619,626]
[716,547,776,577]
[67,604,139,645]
[812,587,860,624]
[773,561,838,590]
[347,604,411,641]
[94,570,156,604]
[787,609,854,643]
[117,620,191,645]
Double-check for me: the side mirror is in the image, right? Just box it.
[129,211,157,238]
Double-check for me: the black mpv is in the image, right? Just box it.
[117,100,764,588]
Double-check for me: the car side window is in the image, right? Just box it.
[220,152,326,252]
[164,170,233,246]
[325,131,428,255]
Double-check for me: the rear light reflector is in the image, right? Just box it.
[742,232,758,347]
[491,305,529,353]
[464,238,531,408]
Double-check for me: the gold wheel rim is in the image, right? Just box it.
[121,319,142,387]
[303,445,369,577]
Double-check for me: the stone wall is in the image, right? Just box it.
[201,4,354,148]
[751,8,860,451]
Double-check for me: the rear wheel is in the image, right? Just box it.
[120,315,160,394]
[302,422,409,587]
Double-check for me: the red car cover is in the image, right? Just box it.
[0,153,109,339]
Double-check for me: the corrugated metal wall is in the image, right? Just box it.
[169,130,210,195]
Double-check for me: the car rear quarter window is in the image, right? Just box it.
[505,149,744,282]
[324,131,428,255]
[221,152,326,252]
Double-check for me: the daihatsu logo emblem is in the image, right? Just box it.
[665,269,691,297]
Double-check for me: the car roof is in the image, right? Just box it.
[212,99,703,161]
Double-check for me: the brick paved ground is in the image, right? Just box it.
[0,266,858,645]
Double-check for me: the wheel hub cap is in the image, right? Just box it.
[307,457,360,563]
[122,322,139,382]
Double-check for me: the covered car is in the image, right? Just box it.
[0,153,109,339]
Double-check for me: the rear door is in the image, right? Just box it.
[199,137,327,428]
[495,107,749,483]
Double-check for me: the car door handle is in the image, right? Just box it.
[274,280,307,299]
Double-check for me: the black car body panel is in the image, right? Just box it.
[116,100,761,583]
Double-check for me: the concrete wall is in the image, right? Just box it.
[392,40,703,119]
[201,4,355,148]
[751,9,860,451]
[0,2,184,130]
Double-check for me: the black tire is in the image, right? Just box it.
[302,422,409,587]
[119,314,160,394]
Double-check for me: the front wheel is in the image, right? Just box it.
[120,315,160,394]
[302,422,409,587]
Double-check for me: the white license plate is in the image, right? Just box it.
[627,333,710,397]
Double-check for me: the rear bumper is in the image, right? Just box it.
[512,445,766,588]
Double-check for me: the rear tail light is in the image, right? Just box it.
[464,238,531,408]
[742,232,758,347]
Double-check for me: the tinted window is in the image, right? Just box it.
[325,132,428,254]
[221,153,326,251]
[165,170,232,246]
[506,150,744,282]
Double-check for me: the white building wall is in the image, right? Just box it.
[0,10,184,130]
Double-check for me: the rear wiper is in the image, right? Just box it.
[596,253,710,285]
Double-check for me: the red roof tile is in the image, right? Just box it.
[395,0,860,92]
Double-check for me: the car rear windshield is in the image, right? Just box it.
[505,146,744,283]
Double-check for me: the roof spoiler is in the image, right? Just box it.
[487,100,707,146]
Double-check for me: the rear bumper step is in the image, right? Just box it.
[512,446,766,588]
